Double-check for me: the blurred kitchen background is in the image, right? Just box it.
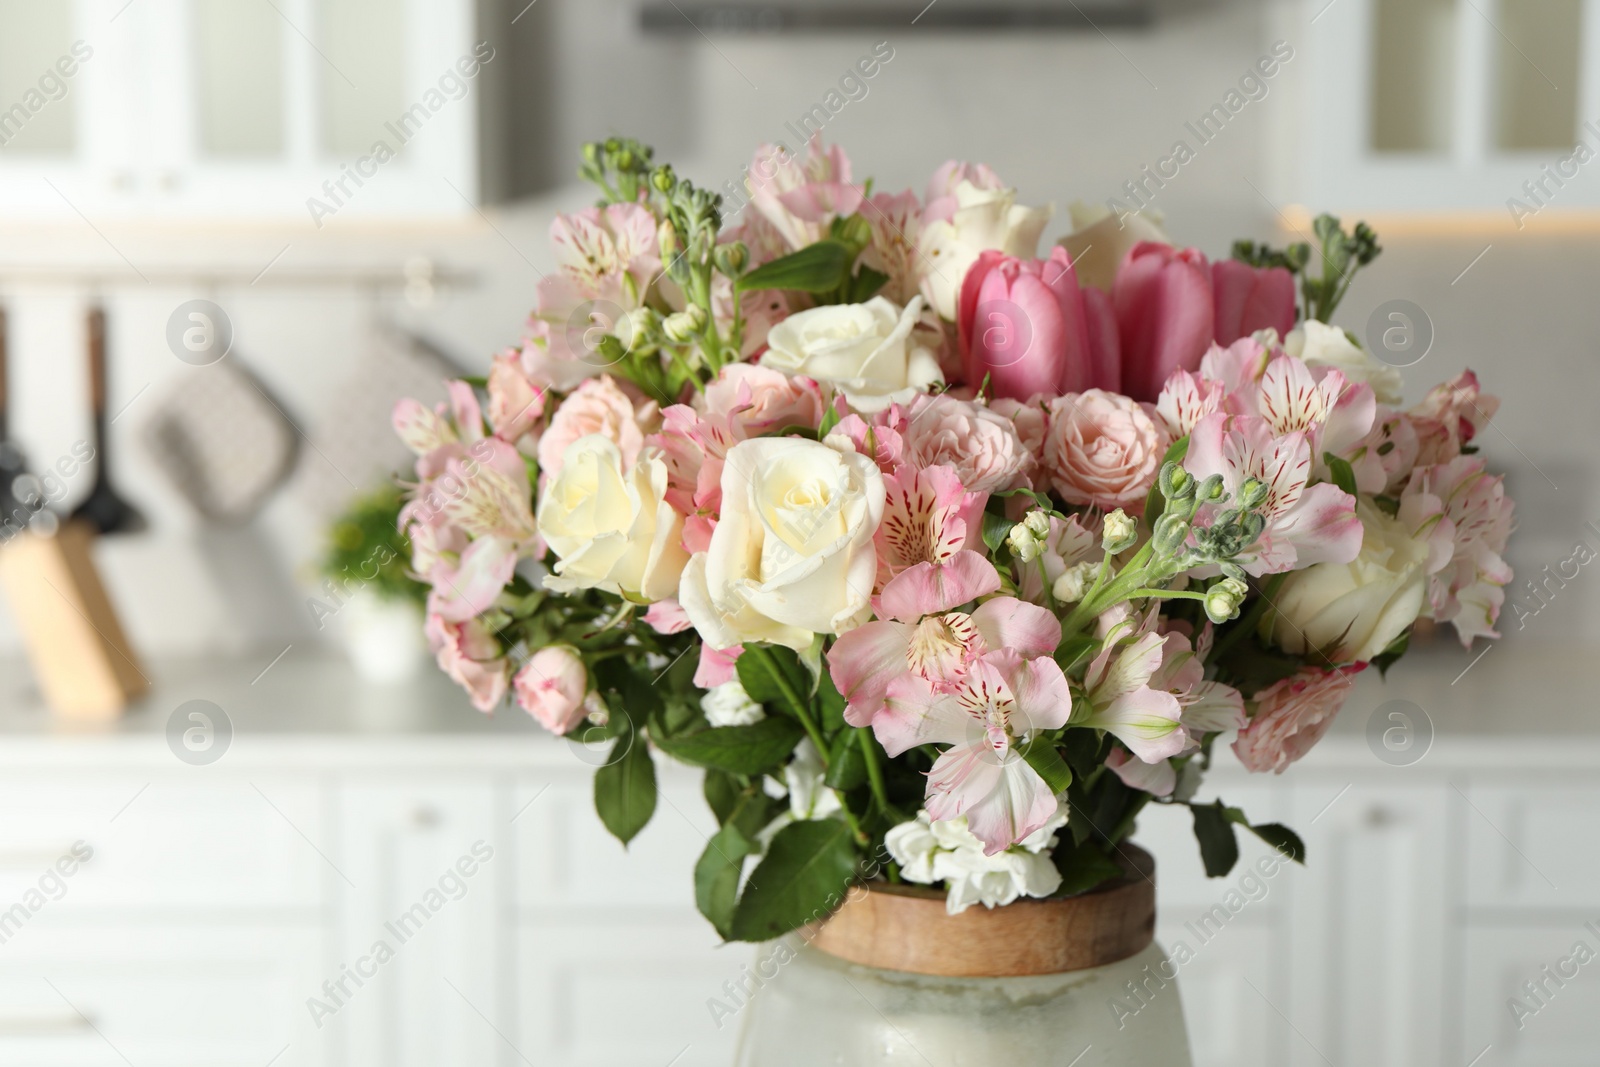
[0,0,1595,1065]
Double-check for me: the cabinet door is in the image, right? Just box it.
[1285,780,1451,1067]
[334,777,504,1067]
[1461,926,1600,1067]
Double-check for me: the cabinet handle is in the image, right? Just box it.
[0,1012,95,1034]
[411,806,440,829]
[1364,806,1396,827]
[0,846,88,869]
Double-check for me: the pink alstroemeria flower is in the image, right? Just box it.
[1185,412,1363,575]
[748,137,864,251]
[1252,356,1381,492]
[828,595,1057,727]
[1074,631,1190,764]
[874,464,992,594]
[875,649,1073,854]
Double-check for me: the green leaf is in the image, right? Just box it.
[654,717,806,776]
[736,241,851,294]
[1241,821,1306,864]
[1369,629,1410,677]
[730,819,859,942]
[1051,836,1125,897]
[737,645,811,720]
[594,736,657,846]
[704,769,742,826]
[695,823,759,940]
[1019,738,1073,795]
[818,403,842,437]
[982,511,1015,553]
[1190,800,1240,877]
[1323,452,1358,496]
[823,727,867,791]
[1144,434,1191,519]
[815,669,848,735]
[846,266,890,303]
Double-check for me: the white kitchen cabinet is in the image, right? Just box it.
[0,0,482,221]
[0,657,1594,1066]
[332,778,505,1067]
[1285,780,1452,1067]
[1277,0,1600,214]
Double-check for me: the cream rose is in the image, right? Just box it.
[537,434,687,601]
[1056,200,1171,292]
[918,181,1053,320]
[759,297,942,414]
[1263,500,1428,662]
[679,436,885,651]
[1286,320,1404,405]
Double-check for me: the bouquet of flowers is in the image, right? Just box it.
[393,137,1513,941]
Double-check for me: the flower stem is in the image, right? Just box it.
[858,727,892,817]
[747,644,829,766]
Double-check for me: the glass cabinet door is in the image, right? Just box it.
[0,0,80,157]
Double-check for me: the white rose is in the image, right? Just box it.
[918,181,1053,320]
[679,436,885,651]
[1056,199,1171,292]
[700,680,765,727]
[537,435,688,601]
[1264,500,1427,662]
[1287,320,1404,405]
[759,296,942,414]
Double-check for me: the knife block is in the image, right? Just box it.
[0,521,147,719]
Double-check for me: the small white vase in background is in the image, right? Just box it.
[337,595,426,683]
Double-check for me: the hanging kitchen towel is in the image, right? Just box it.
[137,358,300,523]
[289,322,467,517]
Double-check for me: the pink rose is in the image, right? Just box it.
[487,349,545,445]
[537,375,658,482]
[958,248,1119,401]
[1211,260,1297,347]
[514,646,590,735]
[900,393,1030,494]
[1409,370,1499,467]
[1042,390,1168,511]
[1114,243,1215,402]
[702,363,825,438]
[1233,666,1364,773]
[426,613,509,713]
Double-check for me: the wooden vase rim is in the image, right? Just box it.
[806,844,1155,978]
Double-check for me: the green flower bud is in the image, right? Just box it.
[713,241,749,278]
[1102,509,1138,554]
[662,307,704,343]
[1152,513,1190,557]
[651,165,675,194]
[1204,576,1250,624]
[1159,462,1195,501]
[1237,477,1269,510]
[1196,474,1226,504]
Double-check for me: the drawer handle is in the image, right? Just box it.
[0,1012,95,1034]
[0,846,88,869]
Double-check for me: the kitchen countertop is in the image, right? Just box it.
[0,638,1591,771]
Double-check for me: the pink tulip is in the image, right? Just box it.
[958,248,1115,402]
[1113,243,1215,402]
[1211,260,1296,346]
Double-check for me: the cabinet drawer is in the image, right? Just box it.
[1463,785,1600,909]
[518,921,737,1067]
[0,777,327,910]
[0,926,328,1066]
[512,760,713,913]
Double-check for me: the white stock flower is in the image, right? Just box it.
[537,435,688,601]
[1286,320,1404,406]
[679,436,886,651]
[886,806,1068,915]
[918,181,1053,320]
[784,739,842,821]
[700,680,765,727]
[759,296,942,414]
